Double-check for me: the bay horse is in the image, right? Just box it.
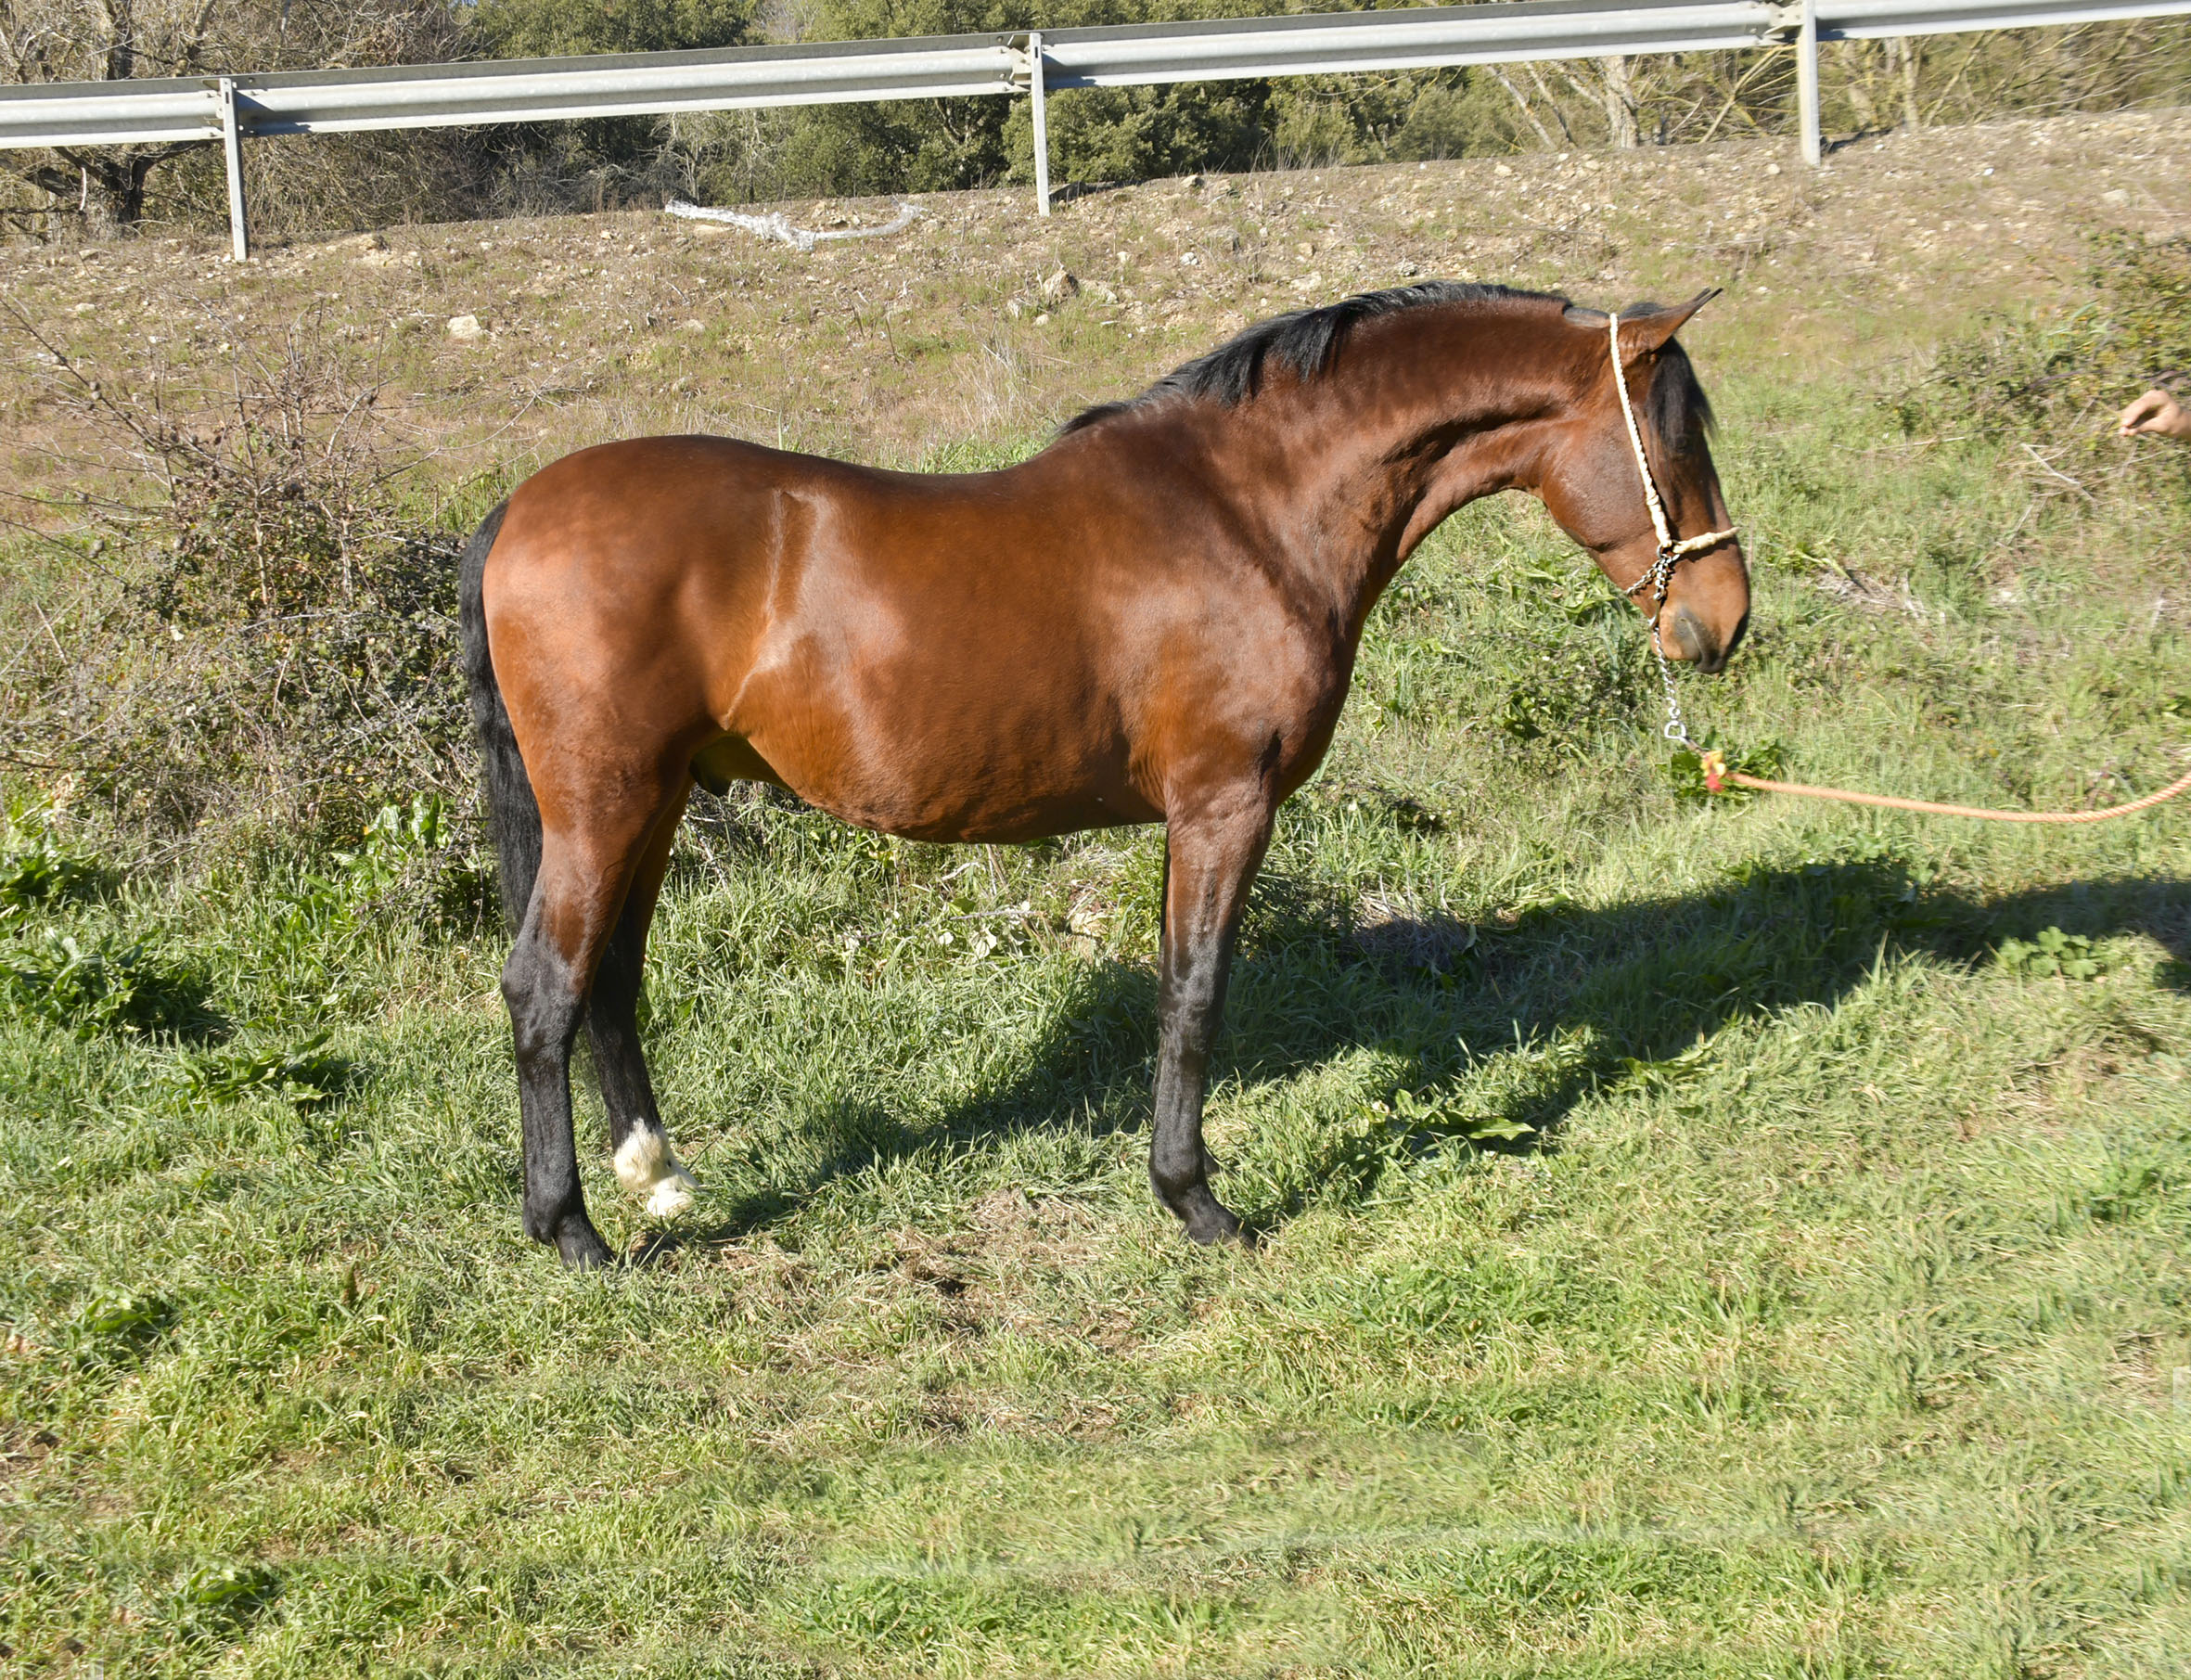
[458,281,1749,1268]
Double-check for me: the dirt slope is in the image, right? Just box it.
[3,107,2186,490]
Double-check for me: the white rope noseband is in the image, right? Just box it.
[1608,310,1737,742]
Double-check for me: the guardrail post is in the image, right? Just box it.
[1796,0,1821,167]
[217,77,250,260]
[1025,32,1051,217]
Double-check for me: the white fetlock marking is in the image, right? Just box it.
[614,1125,698,1219]
[644,1172,696,1219]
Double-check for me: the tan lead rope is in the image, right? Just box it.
[1606,314,2189,825]
[1700,751,2191,823]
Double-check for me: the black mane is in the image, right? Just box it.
[1062,280,1716,446]
[1060,281,1564,434]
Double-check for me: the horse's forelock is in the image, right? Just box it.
[1645,339,1716,453]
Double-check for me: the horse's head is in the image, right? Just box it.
[1536,290,1748,674]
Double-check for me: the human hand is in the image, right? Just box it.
[2118,388,2191,439]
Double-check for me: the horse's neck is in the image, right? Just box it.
[1230,323,1570,634]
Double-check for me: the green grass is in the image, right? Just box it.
[5,330,2191,1676]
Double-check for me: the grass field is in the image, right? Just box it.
[6,115,2191,1677]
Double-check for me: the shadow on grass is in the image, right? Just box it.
[660,859,2191,1250]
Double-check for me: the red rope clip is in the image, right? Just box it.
[1699,749,1728,795]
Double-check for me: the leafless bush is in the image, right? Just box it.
[186,128,496,245]
[0,308,475,841]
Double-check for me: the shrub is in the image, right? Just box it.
[314,795,498,941]
[173,1031,350,1110]
[2,930,215,1041]
[1493,622,1647,758]
[0,830,107,922]
[1995,926,2105,980]
[1899,231,2191,452]
[1,318,478,844]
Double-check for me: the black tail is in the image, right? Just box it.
[460,501,541,932]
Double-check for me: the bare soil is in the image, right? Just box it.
[3,106,2187,495]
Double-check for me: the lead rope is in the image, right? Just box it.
[1693,755,2191,823]
[1608,314,2191,823]
[1608,313,1736,745]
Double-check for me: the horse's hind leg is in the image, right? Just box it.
[1150,786,1275,1244]
[587,786,699,1219]
[504,780,683,1269]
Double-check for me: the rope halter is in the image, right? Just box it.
[1607,310,1737,742]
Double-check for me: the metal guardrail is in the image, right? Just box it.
[1822,0,2189,33]
[1044,0,1784,84]
[2,0,2187,258]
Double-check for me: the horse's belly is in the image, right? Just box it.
[718,680,1158,842]
[715,560,1167,839]
[877,786,1155,843]
[794,741,1155,842]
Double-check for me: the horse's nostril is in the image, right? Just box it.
[1671,607,1728,674]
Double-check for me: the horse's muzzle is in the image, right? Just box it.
[1667,605,1744,675]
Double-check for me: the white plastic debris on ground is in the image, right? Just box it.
[663,199,923,253]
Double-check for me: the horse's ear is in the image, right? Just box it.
[1602,288,1720,362]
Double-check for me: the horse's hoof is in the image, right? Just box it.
[556,1224,616,1270]
[1183,1202,1245,1246]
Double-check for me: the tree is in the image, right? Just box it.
[463,0,759,216]
[0,0,460,234]
[467,0,758,58]
[1596,55,1640,148]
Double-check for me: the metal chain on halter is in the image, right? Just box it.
[1606,311,1736,749]
[1623,550,1697,745]
[1653,621,1693,746]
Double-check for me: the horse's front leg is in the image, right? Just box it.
[1151,786,1275,1244]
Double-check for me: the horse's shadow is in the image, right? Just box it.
[664,858,2190,1250]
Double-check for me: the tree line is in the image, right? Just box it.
[3,0,2187,239]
